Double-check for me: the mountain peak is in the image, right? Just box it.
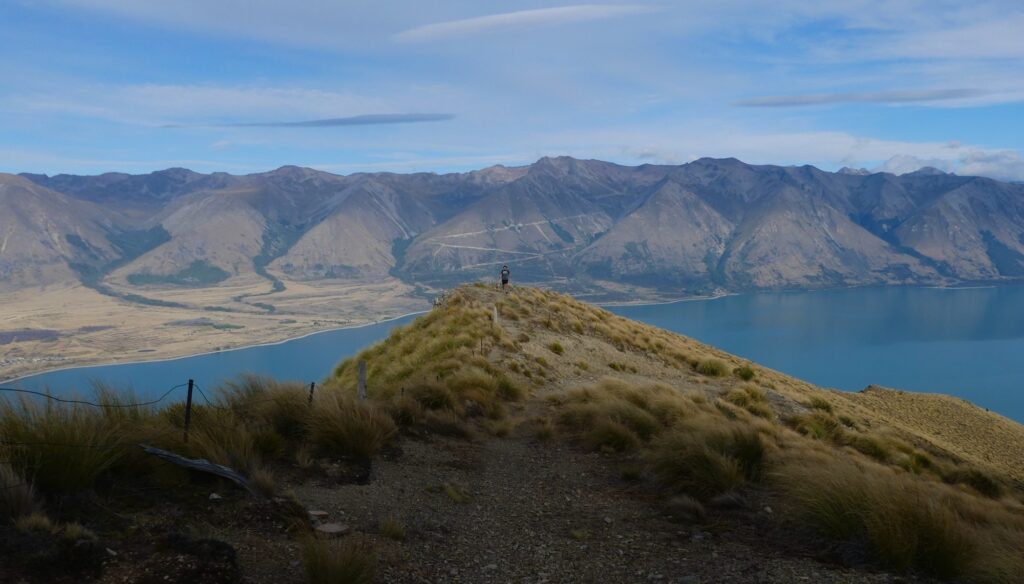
[905,166,950,176]
[838,166,871,176]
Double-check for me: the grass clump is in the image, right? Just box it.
[647,417,766,501]
[548,341,565,355]
[0,398,129,493]
[0,463,36,522]
[309,394,396,461]
[302,536,376,584]
[733,366,755,381]
[942,467,1003,499]
[695,359,729,377]
[379,514,406,540]
[724,384,772,418]
[807,396,834,413]
[776,455,1024,580]
[442,483,471,503]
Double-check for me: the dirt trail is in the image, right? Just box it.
[293,425,926,584]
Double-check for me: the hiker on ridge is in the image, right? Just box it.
[500,265,510,291]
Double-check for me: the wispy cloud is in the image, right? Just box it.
[394,4,654,42]
[734,88,989,108]
[167,113,455,129]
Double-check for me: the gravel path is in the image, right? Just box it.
[294,427,932,584]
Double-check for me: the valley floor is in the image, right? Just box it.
[0,276,427,382]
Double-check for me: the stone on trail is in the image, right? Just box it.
[314,523,350,538]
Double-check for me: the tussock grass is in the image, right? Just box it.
[0,398,129,492]
[547,341,565,355]
[379,514,406,540]
[807,396,834,413]
[733,366,756,381]
[648,417,766,500]
[725,384,773,418]
[309,394,396,461]
[695,359,729,377]
[15,512,54,533]
[0,463,35,521]
[301,536,376,584]
[776,454,1024,581]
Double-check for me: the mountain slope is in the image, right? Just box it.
[0,174,122,290]
[321,284,1024,582]
[11,157,1024,297]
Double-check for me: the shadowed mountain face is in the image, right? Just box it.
[6,157,1024,296]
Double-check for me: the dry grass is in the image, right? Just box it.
[309,393,396,461]
[0,397,130,492]
[776,453,1024,581]
[695,359,729,377]
[379,514,406,540]
[0,462,35,522]
[301,536,376,584]
[648,417,766,501]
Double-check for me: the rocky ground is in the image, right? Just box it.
[283,422,934,584]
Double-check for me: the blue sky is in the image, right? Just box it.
[3,0,1024,179]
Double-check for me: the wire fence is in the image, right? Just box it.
[0,364,364,457]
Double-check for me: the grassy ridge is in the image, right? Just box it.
[3,284,1024,582]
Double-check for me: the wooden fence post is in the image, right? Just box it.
[183,379,194,443]
[357,361,367,401]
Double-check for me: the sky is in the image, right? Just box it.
[2,0,1024,179]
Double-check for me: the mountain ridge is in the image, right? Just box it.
[5,157,1024,298]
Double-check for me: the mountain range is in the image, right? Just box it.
[3,156,1024,298]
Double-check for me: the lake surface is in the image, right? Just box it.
[5,285,1023,422]
[613,285,1024,422]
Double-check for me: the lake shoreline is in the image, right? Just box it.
[0,309,430,386]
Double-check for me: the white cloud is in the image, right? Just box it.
[393,4,654,42]
[734,88,988,108]
[4,84,452,126]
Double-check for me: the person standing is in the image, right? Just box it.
[500,265,510,291]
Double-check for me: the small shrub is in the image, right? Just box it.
[302,536,376,584]
[608,362,626,372]
[548,342,565,355]
[695,359,729,377]
[309,394,396,461]
[733,366,755,381]
[575,361,589,371]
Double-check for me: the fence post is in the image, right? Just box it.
[357,361,367,401]
[308,381,316,404]
[183,379,194,443]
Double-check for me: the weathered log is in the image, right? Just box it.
[139,444,260,496]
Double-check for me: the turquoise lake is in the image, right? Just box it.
[5,285,1024,423]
